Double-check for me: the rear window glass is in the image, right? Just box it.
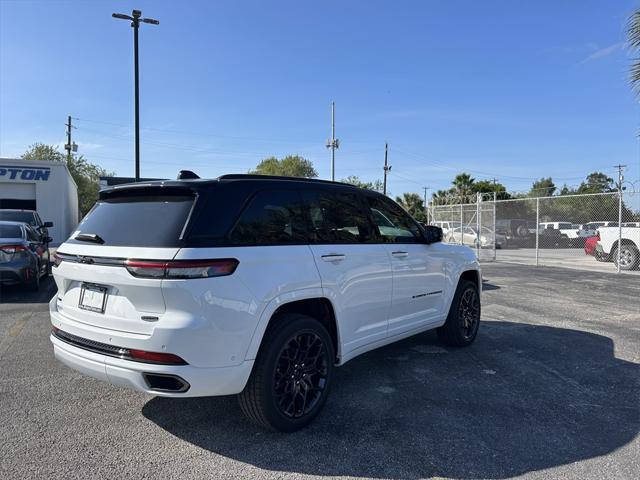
[0,211,36,225]
[229,189,306,245]
[0,224,22,238]
[68,195,194,247]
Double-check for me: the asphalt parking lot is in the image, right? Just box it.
[494,247,640,276]
[1,263,639,480]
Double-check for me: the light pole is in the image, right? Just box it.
[112,9,159,181]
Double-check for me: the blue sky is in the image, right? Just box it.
[1,0,640,196]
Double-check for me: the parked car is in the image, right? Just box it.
[445,226,506,249]
[50,173,482,432]
[622,222,640,228]
[539,221,582,247]
[0,221,51,290]
[596,226,640,270]
[538,227,570,248]
[495,219,534,248]
[431,220,459,235]
[0,209,53,243]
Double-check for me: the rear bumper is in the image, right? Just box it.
[51,333,254,397]
[0,261,33,284]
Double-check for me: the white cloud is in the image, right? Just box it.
[580,42,624,63]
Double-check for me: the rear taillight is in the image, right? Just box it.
[0,245,27,254]
[53,253,63,267]
[125,258,239,279]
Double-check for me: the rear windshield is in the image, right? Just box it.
[0,211,35,225]
[0,224,23,238]
[68,195,195,247]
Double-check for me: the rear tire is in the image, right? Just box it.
[238,314,335,432]
[612,244,640,271]
[437,280,481,347]
[26,265,40,292]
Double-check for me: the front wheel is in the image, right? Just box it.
[238,314,335,432]
[613,244,640,271]
[437,280,481,346]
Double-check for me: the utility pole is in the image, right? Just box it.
[325,101,339,181]
[383,142,391,195]
[112,9,159,181]
[614,164,626,273]
[423,186,430,222]
[64,115,77,162]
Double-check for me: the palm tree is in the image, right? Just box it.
[395,192,426,221]
[452,173,475,198]
[629,9,640,90]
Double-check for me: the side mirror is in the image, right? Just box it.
[422,225,443,244]
[43,221,54,228]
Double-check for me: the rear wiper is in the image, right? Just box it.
[74,233,105,244]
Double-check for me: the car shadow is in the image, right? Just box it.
[0,274,56,305]
[142,320,639,479]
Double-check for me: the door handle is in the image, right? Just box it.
[391,251,409,258]
[321,253,345,261]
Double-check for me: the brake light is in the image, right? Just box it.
[125,258,239,279]
[0,245,27,254]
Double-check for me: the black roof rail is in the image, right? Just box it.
[217,174,351,186]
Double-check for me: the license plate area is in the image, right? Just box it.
[78,283,108,313]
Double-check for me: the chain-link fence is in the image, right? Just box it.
[429,190,640,275]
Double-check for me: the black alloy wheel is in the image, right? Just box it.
[273,332,329,418]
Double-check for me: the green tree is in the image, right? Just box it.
[452,172,475,198]
[395,192,426,221]
[341,175,383,192]
[430,188,455,206]
[251,155,317,178]
[530,177,556,197]
[21,143,112,215]
[628,9,640,91]
[577,172,615,193]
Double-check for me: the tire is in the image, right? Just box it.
[238,314,335,432]
[612,244,640,271]
[437,280,481,347]
[26,264,40,292]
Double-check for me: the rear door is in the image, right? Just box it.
[53,188,196,335]
[304,189,392,356]
[365,194,446,336]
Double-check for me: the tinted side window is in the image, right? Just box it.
[26,226,39,242]
[304,190,373,244]
[229,190,306,245]
[366,195,422,243]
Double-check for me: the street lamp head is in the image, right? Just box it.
[141,18,159,25]
[112,13,133,20]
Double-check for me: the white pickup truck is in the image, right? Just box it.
[596,226,640,270]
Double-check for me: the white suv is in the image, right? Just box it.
[50,173,481,431]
